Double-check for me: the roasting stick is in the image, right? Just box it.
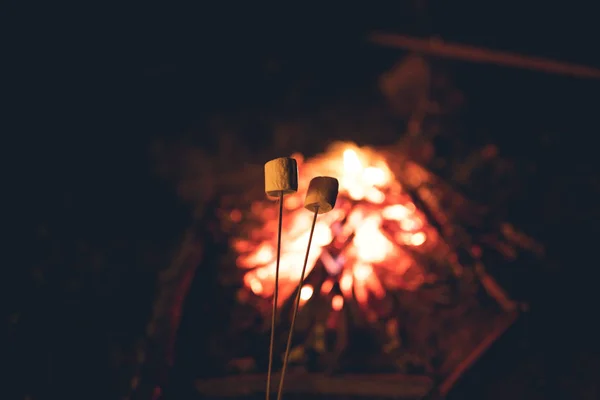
[263,157,298,400]
[277,177,339,400]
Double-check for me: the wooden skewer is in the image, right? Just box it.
[276,206,319,400]
[264,157,298,399]
[266,192,284,400]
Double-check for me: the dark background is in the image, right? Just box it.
[6,2,600,399]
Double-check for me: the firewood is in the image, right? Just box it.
[195,372,434,398]
[371,33,600,79]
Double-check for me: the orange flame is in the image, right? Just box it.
[235,142,433,307]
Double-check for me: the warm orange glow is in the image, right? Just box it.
[300,285,314,301]
[235,142,433,306]
[340,271,353,297]
[410,232,426,246]
[382,204,412,220]
[245,276,263,295]
[332,295,344,311]
[320,280,334,295]
[353,215,395,263]
[230,209,242,222]
[298,284,314,308]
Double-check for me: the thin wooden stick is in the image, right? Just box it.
[277,207,319,400]
[370,32,600,79]
[266,192,284,400]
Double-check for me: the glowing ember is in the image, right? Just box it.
[234,142,436,308]
[320,280,334,295]
[300,285,314,303]
[331,295,344,311]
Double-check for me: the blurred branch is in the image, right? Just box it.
[370,33,600,79]
[196,372,434,398]
[438,310,519,396]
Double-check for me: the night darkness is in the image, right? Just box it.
[7,3,600,400]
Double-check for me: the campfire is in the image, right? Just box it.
[135,53,547,399]
[235,142,437,312]
[187,140,543,398]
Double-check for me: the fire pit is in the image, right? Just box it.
[189,141,539,398]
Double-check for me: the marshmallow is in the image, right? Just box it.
[304,176,339,214]
[264,157,299,197]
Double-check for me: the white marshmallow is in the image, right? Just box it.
[264,157,298,197]
[304,176,339,214]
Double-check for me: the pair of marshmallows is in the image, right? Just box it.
[264,157,338,214]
